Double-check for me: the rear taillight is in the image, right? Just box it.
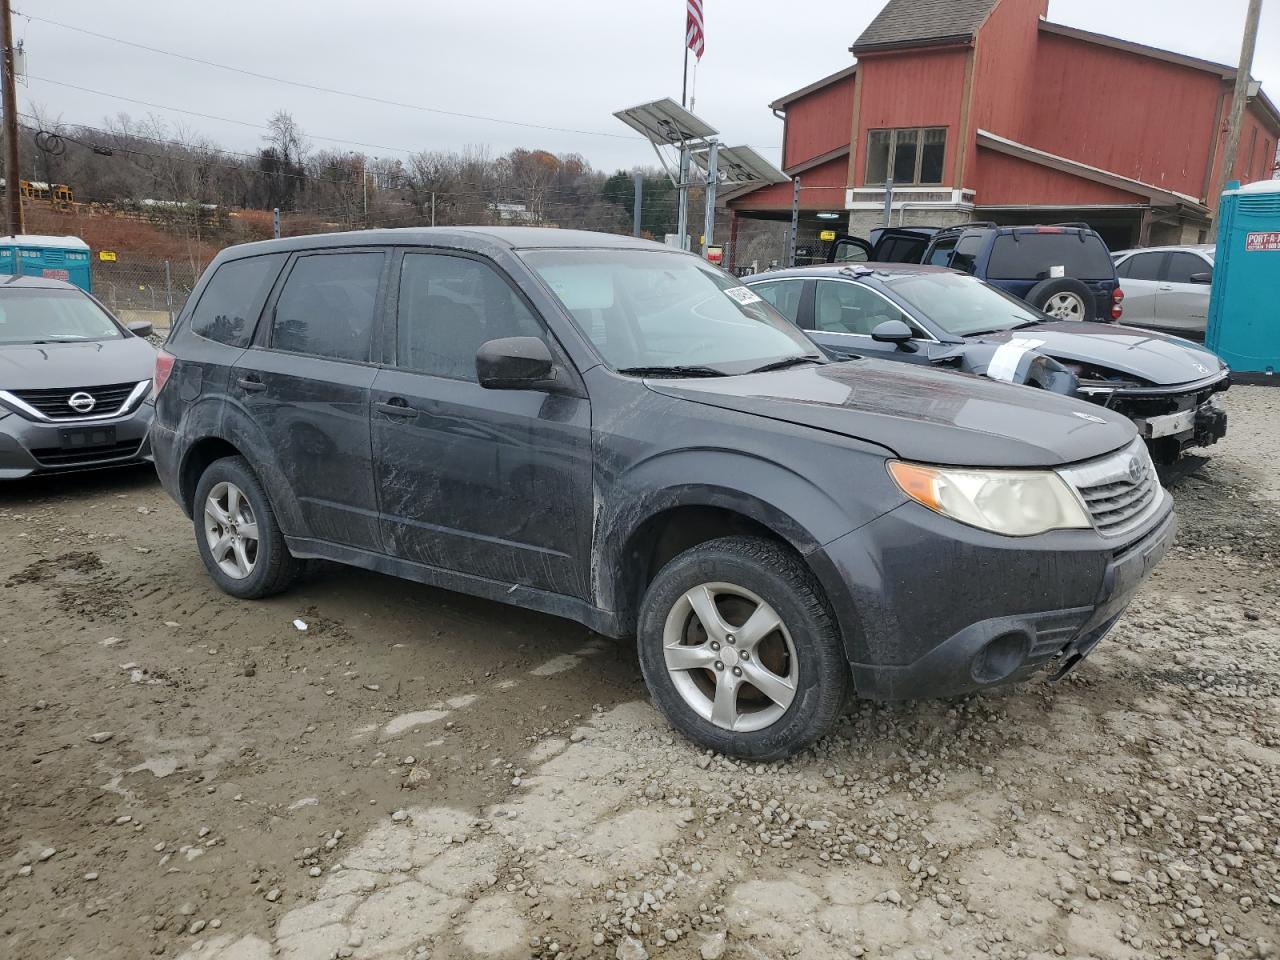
[1111,287,1124,321]
[153,349,175,399]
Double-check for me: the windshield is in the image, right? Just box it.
[0,288,122,345]
[521,249,818,374]
[883,271,1046,336]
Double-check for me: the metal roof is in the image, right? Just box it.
[852,0,998,53]
[769,64,859,111]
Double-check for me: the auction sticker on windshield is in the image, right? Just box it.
[724,286,763,305]
[1246,232,1280,252]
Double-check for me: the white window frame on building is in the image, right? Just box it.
[864,127,948,186]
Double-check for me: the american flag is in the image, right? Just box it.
[686,0,705,60]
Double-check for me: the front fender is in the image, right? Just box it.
[594,444,905,631]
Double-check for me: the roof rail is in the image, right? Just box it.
[1048,221,1094,230]
[945,220,998,230]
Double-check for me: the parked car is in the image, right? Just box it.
[1111,245,1214,336]
[0,276,156,478]
[152,228,1175,759]
[826,226,943,265]
[870,222,1125,322]
[747,263,1229,463]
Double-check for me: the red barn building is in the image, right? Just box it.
[727,0,1280,264]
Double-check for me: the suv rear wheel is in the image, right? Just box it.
[193,456,300,599]
[637,536,848,760]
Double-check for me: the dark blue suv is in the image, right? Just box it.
[921,223,1123,323]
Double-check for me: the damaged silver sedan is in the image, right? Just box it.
[747,264,1229,463]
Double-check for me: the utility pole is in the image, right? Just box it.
[1,0,23,236]
[632,173,643,237]
[1220,0,1265,205]
[430,191,436,228]
[788,177,801,267]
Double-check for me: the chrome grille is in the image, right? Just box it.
[2,380,148,422]
[1057,439,1163,538]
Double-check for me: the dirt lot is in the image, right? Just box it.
[2,387,1278,960]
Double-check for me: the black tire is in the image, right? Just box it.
[636,535,848,761]
[1025,277,1098,321]
[192,455,300,599]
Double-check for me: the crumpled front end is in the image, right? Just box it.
[1065,367,1231,463]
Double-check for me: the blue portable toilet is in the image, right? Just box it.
[1207,180,1280,381]
[0,235,93,292]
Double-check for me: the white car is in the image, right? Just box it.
[1111,245,1214,336]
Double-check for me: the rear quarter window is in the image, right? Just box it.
[187,254,287,347]
[986,233,1115,281]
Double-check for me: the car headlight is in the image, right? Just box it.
[888,461,1091,536]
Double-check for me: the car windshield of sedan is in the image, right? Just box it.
[883,271,1047,337]
[522,249,820,375]
[0,289,123,345]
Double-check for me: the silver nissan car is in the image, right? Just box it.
[0,276,156,478]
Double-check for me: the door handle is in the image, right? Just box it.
[236,377,266,393]
[1158,284,1174,291]
[374,399,418,419]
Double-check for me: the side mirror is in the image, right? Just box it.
[871,319,915,346]
[476,336,557,390]
[1189,272,1213,285]
[127,320,154,338]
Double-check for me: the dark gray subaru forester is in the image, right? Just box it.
[151,228,1176,759]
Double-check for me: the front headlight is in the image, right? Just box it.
[888,461,1091,536]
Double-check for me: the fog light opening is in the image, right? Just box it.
[971,631,1030,685]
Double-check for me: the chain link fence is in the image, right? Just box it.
[90,257,207,333]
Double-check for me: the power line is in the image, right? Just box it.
[27,75,424,156]
[18,10,641,142]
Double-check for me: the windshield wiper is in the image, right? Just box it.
[746,355,824,374]
[616,365,728,378]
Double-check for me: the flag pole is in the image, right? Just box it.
[682,44,689,107]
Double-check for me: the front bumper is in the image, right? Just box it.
[1081,373,1230,456]
[809,496,1176,701]
[0,403,154,479]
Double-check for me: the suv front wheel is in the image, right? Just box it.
[637,536,848,760]
[193,455,301,599]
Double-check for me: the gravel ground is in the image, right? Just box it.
[1,387,1278,960]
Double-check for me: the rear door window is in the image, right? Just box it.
[749,279,805,324]
[925,238,957,267]
[949,235,985,274]
[987,232,1114,280]
[188,254,286,347]
[1116,252,1165,281]
[270,252,385,362]
[1165,252,1211,284]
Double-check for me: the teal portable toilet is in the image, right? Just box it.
[1207,180,1280,381]
[0,234,93,292]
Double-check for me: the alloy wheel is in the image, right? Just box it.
[662,582,799,732]
[203,481,260,579]
[1044,292,1086,320]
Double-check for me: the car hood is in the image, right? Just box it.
[973,322,1226,386]
[646,359,1136,468]
[0,336,157,391]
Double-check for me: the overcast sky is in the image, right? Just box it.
[20,0,1280,173]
